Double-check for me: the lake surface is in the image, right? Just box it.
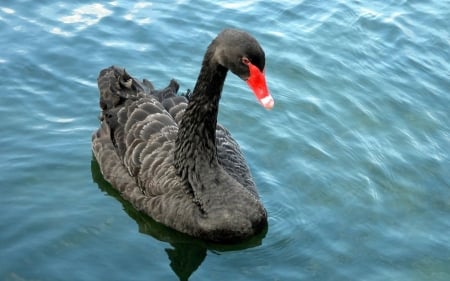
[1,1,449,280]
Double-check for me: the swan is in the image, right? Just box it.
[92,29,274,243]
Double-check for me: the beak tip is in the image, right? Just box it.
[260,95,274,110]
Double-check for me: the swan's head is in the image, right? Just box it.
[213,29,274,109]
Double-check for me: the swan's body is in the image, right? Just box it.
[92,29,273,243]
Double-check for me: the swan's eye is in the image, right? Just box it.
[241,57,250,65]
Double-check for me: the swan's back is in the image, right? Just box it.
[93,66,193,227]
[92,66,266,242]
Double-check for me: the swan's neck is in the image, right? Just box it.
[174,49,227,182]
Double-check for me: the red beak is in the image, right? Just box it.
[246,62,274,110]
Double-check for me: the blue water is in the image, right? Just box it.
[1,0,449,280]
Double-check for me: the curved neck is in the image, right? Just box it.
[174,48,228,181]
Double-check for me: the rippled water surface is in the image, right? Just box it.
[1,1,449,280]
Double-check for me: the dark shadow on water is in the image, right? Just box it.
[90,157,267,281]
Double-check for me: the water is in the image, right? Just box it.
[1,0,449,280]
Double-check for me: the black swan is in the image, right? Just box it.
[92,29,274,243]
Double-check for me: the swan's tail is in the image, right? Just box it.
[93,65,184,156]
[97,66,181,111]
